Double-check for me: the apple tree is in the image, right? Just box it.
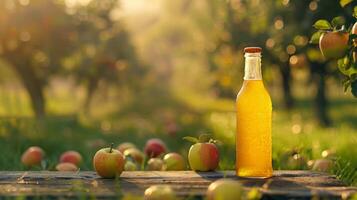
[0,0,75,117]
[310,0,357,97]
[63,0,143,112]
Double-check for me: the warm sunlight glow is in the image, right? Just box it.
[65,0,91,8]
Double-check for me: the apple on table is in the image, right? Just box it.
[183,134,220,171]
[93,143,125,178]
[207,179,244,200]
[144,185,176,200]
[163,153,186,171]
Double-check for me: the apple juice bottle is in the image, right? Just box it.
[236,47,272,178]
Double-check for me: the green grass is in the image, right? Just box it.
[0,89,355,187]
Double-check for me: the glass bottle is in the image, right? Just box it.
[236,47,272,178]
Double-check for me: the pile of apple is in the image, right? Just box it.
[92,138,189,178]
[20,134,220,176]
[21,135,249,200]
[92,135,220,178]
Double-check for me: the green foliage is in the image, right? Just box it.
[340,0,354,7]
[313,20,332,30]
[333,158,357,185]
[310,31,323,44]
[183,136,199,143]
[311,10,357,97]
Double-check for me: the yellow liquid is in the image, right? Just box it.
[236,80,272,178]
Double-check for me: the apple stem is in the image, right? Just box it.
[109,143,114,153]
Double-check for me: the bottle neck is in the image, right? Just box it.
[244,53,262,80]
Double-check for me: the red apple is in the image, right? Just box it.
[56,162,78,171]
[93,144,125,178]
[147,158,164,171]
[163,153,186,171]
[144,138,167,158]
[188,142,219,171]
[123,148,144,164]
[59,151,82,166]
[117,142,136,153]
[21,146,45,167]
[144,185,176,200]
[207,179,244,200]
[319,31,349,59]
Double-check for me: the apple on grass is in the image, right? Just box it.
[184,134,220,171]
[124,160,138,171]
[59,150,82,166]
[207,179,244,200]
[21,146,45,167]
[144,185,176,200]
[163,153,186,171]
[93,143,125,178]
[312,159,333,172]
[117,142,136,153]
[147,158,164,171]
[144,138,167,158]
[123,148,144,164]
[56,162,78,171]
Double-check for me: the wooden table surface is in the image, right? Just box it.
[0,170,355,199]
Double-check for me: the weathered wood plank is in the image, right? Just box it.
[0,171,354,199]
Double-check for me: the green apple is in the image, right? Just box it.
[207,179,244,200]
[123,148,144,164]
[163,153,186,171]
[147,158,164,171]
[21,146,45,167]
[144,185,176,200]
[93,144,125,178]
[124,160,138,171]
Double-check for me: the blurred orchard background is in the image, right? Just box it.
[0,0,356,185]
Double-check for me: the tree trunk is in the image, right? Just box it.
[12,64,46,118]
[265,50,294,110]
[84,76,99,114]
[279,62,294,110]
[310,61,331,127]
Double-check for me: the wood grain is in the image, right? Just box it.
[0,171,355,199]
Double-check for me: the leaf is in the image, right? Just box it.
[183,136,198,143]
[340,0,353,7]
[331,16,345,28]
[351,80,357,97]
[354,6,357,18]
[338,56,357,76]
[198,134,211,143]
[313,20,332,30]
[338,57,350,75]
[310,31,323,44]
[342,78,351,92]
